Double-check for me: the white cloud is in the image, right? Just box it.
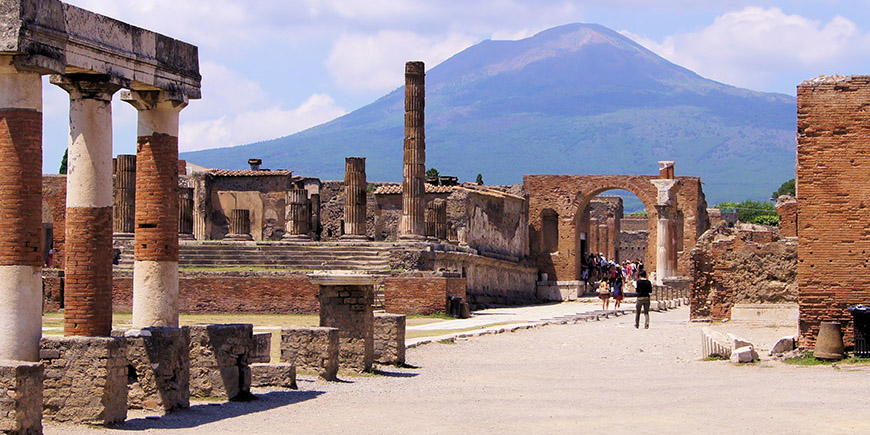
[623,7,870,91]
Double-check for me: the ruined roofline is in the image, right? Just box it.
[0,0,201,98]
[800,75,870,86]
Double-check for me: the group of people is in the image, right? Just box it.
[582,253,652,329]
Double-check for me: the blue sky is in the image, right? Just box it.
[42,0,870,173]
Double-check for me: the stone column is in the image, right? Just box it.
[310,193,321,240]
[342,157,368,240]
[226,209,254,240]
[651,162,679,284]
[113,154,136,236]
[433,199,448,240]
[192,173,211,241]
[425,202,437,239]
[588,218,599,255]
[122,90,187,329]
[399,61,427,240]
[283,189,310,240]
[53,74,122,337]
[178,187,194,239]
[308,273,376,372]
[0,60,43,362]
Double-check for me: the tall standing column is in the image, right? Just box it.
[113,154,136,235]
[0,61,43,361]
[122,90,187,328]
[178,187,194,239]
[283,189,310,240]
[399,61,426,240]
[53,75,122,337]
[310,193,321,240]
[651,162,678,284]
[343,157,368,240]
[433,199,447,241]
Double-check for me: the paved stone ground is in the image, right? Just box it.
[46,306,870,434]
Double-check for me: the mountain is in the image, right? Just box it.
[181,23,796,206]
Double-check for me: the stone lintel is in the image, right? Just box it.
[0,0,201,98]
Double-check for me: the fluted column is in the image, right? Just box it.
[433,198,447,241]
[283,189,310,240]
[425,202,437,239]
[0,60,43,361]
[226,209,253,241]
[113,154,136,236]
[53,74,122,337]
[178,187,194,239]
[399,61,426,240]
[122,90,187,328]
[342,157,368,240]
[310,193,321,240]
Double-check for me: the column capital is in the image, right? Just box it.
[651,179,678,206]
[50,74,122,101]
[120,90,188,112]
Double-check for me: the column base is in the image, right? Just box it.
[0,361,42,435]
[189,324,254,401]
[223,233,253,241]
[340,234,368,242]
[281,327,339,381]
[374,313,406,366]
[122,327,190,412]
[281,234,311,242]
[178,233,195,240]
[40,336,127,425]
[113,232,135,240]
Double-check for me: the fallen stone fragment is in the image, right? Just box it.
[730,346,758,364]
[769,336,796,356]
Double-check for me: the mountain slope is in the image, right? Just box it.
[181,23,796,205]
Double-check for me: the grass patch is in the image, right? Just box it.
[406,313,455,320]
[702,356,728,361]
[784,351,870,366]
[438,339,456,345]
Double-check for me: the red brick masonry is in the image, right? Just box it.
[64,207,114,336]
[384,276,467,315]
[135,134,179,262]
[0,109,42,266]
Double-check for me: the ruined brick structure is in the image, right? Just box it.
[796,75,870,348]
[776,195,797,238]
[384,276,466,315]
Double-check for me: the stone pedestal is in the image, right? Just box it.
[280,327,339,381]
[399,61,427,240]
[113,154,136,235]
[251,332,272,363]
[178,187,195,240]
[374,313,406,365]
[188,324,253,400]
[283,189,310,241]
[251,363,297,389]
[342,157,368,240]
[40,336,127,425]
[309,273,376,372]
[122,327,190,412]
[0,361,42,435]
[225,209,254,241]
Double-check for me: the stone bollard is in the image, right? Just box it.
[374,313,406,365]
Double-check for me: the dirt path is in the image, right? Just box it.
[46,307,870,434]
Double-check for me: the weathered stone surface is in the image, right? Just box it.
[730,345,758,364]
[374,313,406,365]
[0,361,42,435]
[188,324,253,400]
[40,336,127,424]
[281,327,339,381]
[727,333,753,351]
[769,336,796,356]
[701,327,731,359]
[251,332,272,364]
[251,363,296,389]
[318,283,374,372]
[121,327,190,411]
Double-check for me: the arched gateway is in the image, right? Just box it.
[524,162,710,283]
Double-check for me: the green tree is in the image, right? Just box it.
[771,178,796,200]
[475,173,484,185]
[715,200,777,225]
[59,148,68,174]
[426,167,440,183]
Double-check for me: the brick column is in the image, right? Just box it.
[178,187,194,239]
[122,90,187,329]
[342,157,367,240]
[283,189,310,240]
[113,154,136,236]
[399,61,426,240]
[52,74,122,337]
[0,60,43,361]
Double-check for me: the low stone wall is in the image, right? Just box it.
[374,313,406,365]
[0,361,42,434]
[281,327,339,381]
[536,281,579,301]
[188,324,253,400]
[43,269,64,312]
[121,327,190,411]
[384,276,466,315]
[319,284,374,372]
[40,336,127,424]
[112,271,320,314]
[251,363,296,389]
[434,251,537,307]
[251,333,272,364]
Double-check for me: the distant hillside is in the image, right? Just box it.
[181,23,796,206]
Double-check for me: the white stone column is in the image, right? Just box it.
[122,90,187,328]
[0,59,43,361]
[651,177,678,284]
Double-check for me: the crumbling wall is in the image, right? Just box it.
[776,195,797,238]
[447,187,529,259]
[690,222,797,321]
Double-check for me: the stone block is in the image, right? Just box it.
[374,313,406,365]
[188,324,253,401]
[769,336,796,356]
[701,327,731,359]
[251,363,296,389]
[123,327,191,412]
[0,361,42,435]
[252,333,272,364]
[281,327,339,381]
[40,336,127,425]
[727,333,753,351]
[730,345,759,364]
[319,284,374,372]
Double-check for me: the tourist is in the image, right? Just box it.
[635,270,652,329]
[612,268,625,309]
[598,279,611,311]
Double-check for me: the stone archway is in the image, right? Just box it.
[525,170,709,283]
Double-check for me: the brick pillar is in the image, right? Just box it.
[598,223,608,259]
[227,209,253,241]
[122,90,187,329]
[52,74,122,337]
[309,273,376,372]
[283,189,310,240]
[433,198,447,240]
[0,60,43,361]
[310,193,321,240]
[606,217,617,261]
[113,154,136,235]
[399,61,426,240]
[178,187,194,239]
[342,157,367,240]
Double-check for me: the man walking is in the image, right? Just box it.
[635,270,652,329]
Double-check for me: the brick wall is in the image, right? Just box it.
[776,196,797,238]
[383,276,467,315]
[64,207,114,336]
[43,176,67,268]
[112,272,320,314]
[0,109,42,267]
[796,76,870,348]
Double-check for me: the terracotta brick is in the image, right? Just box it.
[384,276,466,315]
[64,207,113,336]
[135,134,179,262]
[0,109,42,266]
